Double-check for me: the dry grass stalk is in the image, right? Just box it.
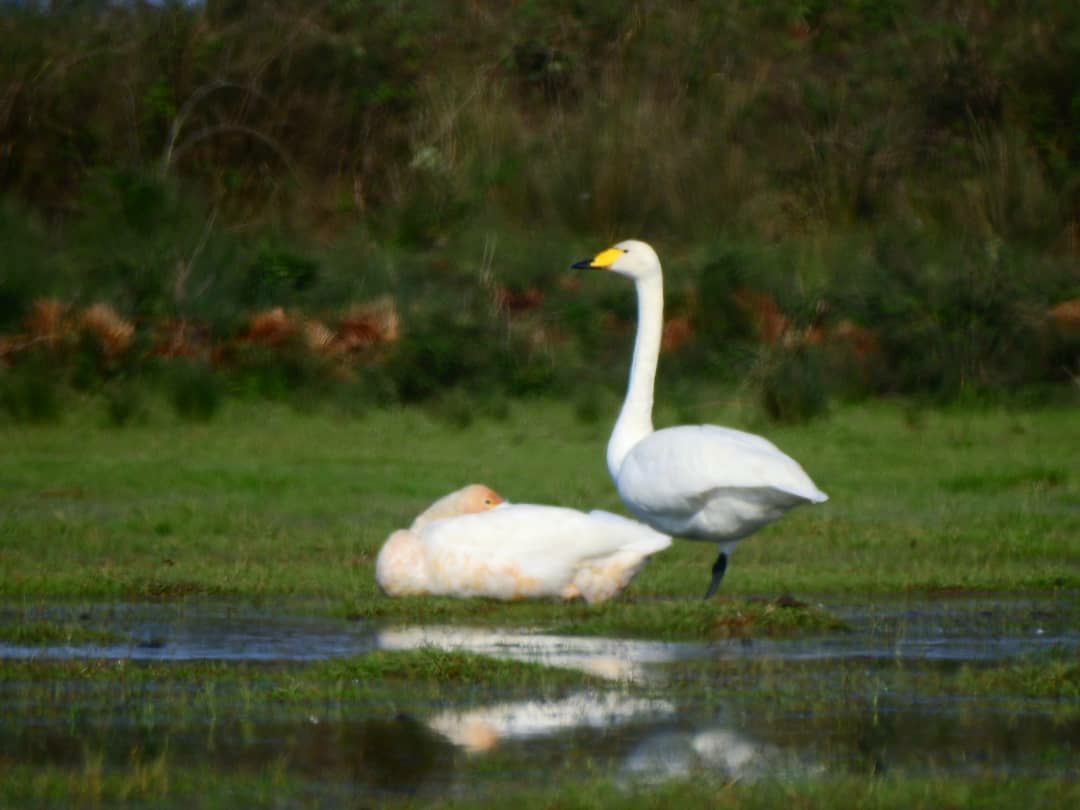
[243,307,295,345]
[337,296,400,351]
[80,303,135,358]
[302,319,337,354]
[1047,298,1080,341]
[26,298,70,347]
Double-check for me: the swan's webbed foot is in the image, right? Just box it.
[703,551,728,600]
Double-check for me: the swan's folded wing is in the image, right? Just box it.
[618,425,827,513]
[422,505,669,571]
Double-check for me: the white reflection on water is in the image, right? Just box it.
[428,691,675,753]
[622,727,769,783]
[620,719,827,785]
[375,625,704,682]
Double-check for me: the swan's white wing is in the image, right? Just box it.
[417,505,669,598]
[615,425,827,538]
[620,425,825,500]
[423,505,666,562]
[689,424,785,455]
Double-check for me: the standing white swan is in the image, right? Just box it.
[572,240,828,598]
[375,485,671,603]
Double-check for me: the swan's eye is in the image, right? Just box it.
[622,249,629,253]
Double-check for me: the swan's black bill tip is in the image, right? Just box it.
[571,259,594,269]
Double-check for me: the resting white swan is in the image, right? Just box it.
[375,485,671,603]
[573,240,828,598]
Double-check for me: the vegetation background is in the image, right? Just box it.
[2,5,1079,805]
[1,0,1078,422]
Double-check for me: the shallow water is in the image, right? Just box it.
[0,602,377,662]
[4,594,1073,667]
[2,594,1077,798]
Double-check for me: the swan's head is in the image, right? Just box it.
[572,240,661,281]
[456,484,505,513]
[410,484,505,531]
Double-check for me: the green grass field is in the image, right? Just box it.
[2,396,1077,610]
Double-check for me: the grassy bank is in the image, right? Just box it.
[2,764,1075,809]
[1,397,1076,622]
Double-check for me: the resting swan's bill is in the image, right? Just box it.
[572,240,828,598]
[375,485,671,603]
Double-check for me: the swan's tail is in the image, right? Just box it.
[586,510,672,554]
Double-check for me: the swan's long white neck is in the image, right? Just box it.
[607,271,663,480]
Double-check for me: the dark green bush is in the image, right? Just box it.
[227,341,332,403]
[829,228,1073,398]
[238,240,320,311]
[170,362,223,422]
[755,346,830,424]
[103,378,148,427]
[426,387,475,430]
[694,246,760,348]
[0,201,52,332]
[330,364,398,418]
[0,356,63,424]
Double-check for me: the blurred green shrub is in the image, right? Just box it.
[427,387,475,429]
[755,346,830,424]
[831,227,1072,398]
[0,202,53,332]
[103,377,148,428]
[0,355,63,424]
[170,361,223,422]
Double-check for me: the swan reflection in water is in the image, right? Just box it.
[375,624,812,781]
[376,625,703,683]
[428,691,675,753]
[622,726,768,784]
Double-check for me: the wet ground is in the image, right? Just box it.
[2,594,1077,800]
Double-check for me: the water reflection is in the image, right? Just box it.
[0,595,1076,793]
[376,626,702,682]
[428,692,675,753]
[622,726,769,783]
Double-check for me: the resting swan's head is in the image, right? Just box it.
[410,484,504,531]
[572,240,660,281]
[462,484,504,511]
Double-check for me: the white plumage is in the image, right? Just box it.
[375,485,671,603]
[573,240,828,597]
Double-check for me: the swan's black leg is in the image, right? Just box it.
[703,551,728,600]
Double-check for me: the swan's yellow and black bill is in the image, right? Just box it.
[571,247,622,270]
